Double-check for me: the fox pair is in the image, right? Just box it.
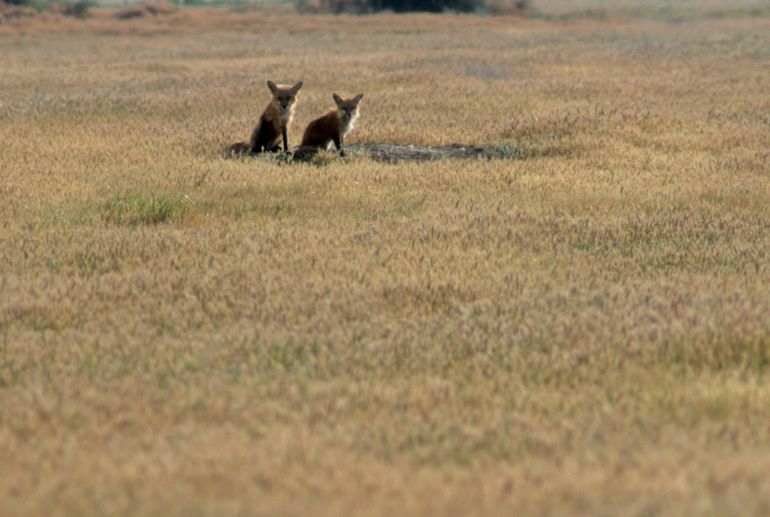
[230,81,363,157]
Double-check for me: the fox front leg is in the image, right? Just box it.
[334,133,345,157]
[282,126,289,153]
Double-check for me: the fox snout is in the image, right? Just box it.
[275,98,294,113]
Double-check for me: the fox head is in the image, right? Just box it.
[333,93,364,128]
[267,80,303,115]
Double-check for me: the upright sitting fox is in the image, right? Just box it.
[230,80,303,155]
[301,93,364,156]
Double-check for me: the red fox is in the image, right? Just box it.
[301,93,364,156]
[230,80,303,155]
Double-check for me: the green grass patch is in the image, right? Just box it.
[99,192,189,226]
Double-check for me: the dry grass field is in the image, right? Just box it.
[2,2,770,515]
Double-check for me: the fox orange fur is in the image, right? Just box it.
[301,93,363,156]
[230,80,303,155]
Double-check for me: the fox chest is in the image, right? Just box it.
[254,117,282,146]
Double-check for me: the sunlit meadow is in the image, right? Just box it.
[1,1,770,515]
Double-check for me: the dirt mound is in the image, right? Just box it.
[228,143,506,164]
[343,143,504,163]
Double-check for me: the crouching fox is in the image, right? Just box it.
[230,80,303,155]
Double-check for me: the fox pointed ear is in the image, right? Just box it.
[353,93,364,104]
[291,82,303,95]
[332,93,343,106]
[266,81,278,95]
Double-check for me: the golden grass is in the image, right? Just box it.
[2,4,770,516]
